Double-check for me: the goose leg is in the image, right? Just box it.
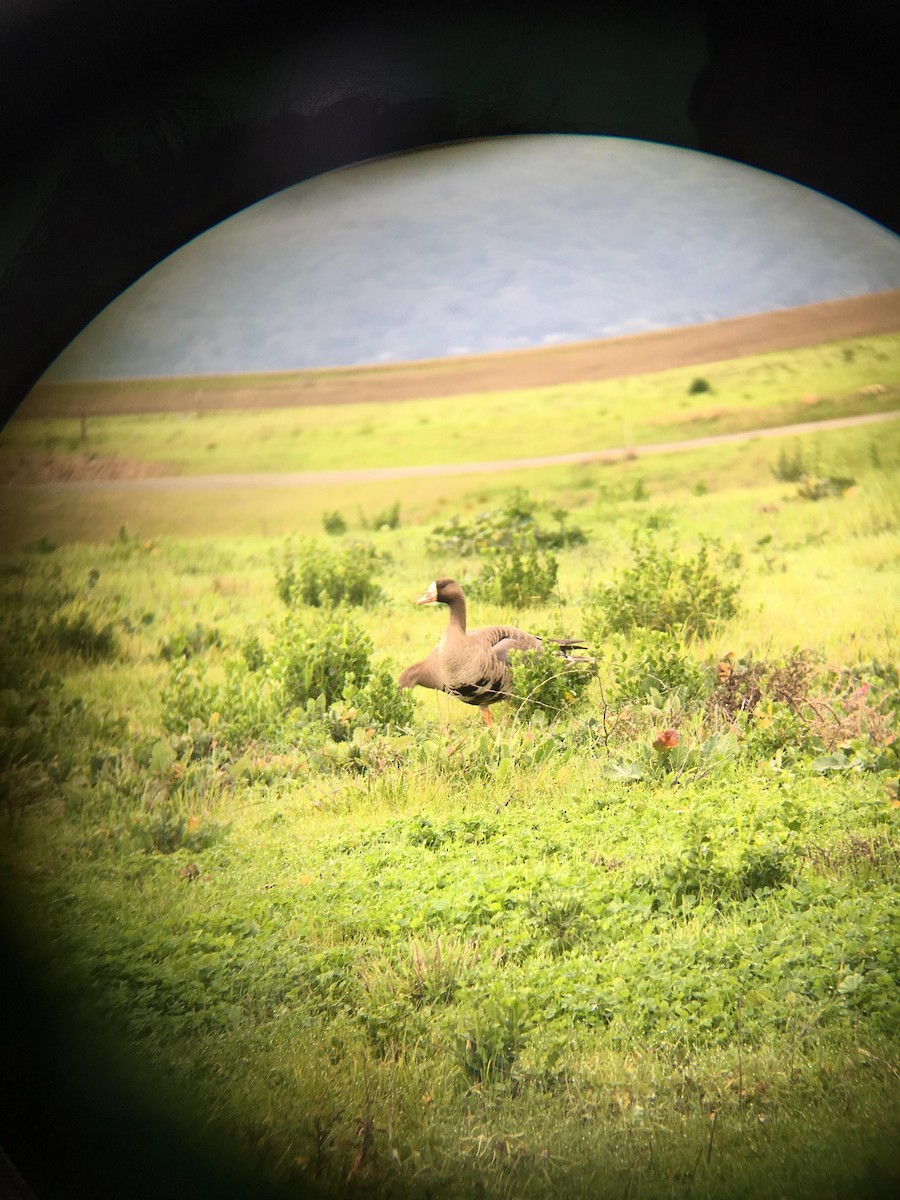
[480,706,494,726]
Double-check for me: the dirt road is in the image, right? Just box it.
[32,410,898,491]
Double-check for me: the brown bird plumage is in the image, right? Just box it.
[398,578,588,723]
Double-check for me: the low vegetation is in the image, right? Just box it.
[0,344,898,1199]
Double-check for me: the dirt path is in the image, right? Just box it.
[30,410,898,491]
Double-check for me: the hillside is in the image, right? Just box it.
[20,289,900,419]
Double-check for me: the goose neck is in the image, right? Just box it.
[445,591,467,634]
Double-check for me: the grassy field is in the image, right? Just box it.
[1,335,899,1199]
[0,418,897,569]
[4,334,899,479]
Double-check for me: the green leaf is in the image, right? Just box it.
[811,752,853,774]
[837,973,865,995]
[600,761,645,781]
[493,756,512,783]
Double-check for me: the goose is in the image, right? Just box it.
[398,578,589,723]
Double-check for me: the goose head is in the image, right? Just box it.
[415,578,464,607]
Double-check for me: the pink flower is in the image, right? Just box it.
[653,729,680,751]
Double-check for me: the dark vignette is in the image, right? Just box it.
[1,1,898,1197]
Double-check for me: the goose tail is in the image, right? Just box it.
[546,637,595,665]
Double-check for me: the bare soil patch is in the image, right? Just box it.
[20,291,900,419]
[0,453,177,485]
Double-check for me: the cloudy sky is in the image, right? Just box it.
[44,135,900,381]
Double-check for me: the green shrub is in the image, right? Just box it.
[643,507,674,530]
[159,622,222,661]
[610,629,709,706]
[159,619,409,759]
[506,633,595,721]
[275,538,384,608]
[350,662,416,732]
[586,533,741,640]
[160,661,219,742]
[215,660,279,748]
[630,478,649,502]
[272,614,373,707]
[126,808,228,855]
[1,563,116,665]
[315,666,417,745]
[738,698,820,764]
[655,823,795,910]
[688,377,711,394]
[528,892,590,957]
[0,614,41,694]
[454,986,534,1083]
[705,649,874,766]
[473,534,559,608]
[601,729,740,787]
[36,605,119,662]
[737,839,794,897]
[241,634,266,672]
[0,676,76,776]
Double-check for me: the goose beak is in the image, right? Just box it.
[416,582,438,605]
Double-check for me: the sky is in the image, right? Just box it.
[43,134,900,381]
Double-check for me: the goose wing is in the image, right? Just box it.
[477,625,543,666]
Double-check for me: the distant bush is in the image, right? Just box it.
[126,808,227,856]
[630,478,649,502]
[796,474,855,501]
[321,510,347,536]
[275,538,385,608]
[738,698,819,763]
[428,488,586,557]
[454,986,535,1083]
[586,533,741,641]
[772,442,812,482]
[642,507,674,530]
[369,500,401,530]
[23,536,58,555]
[0,617,39,695]
[688,377,712,395]
[160,613,413,761]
